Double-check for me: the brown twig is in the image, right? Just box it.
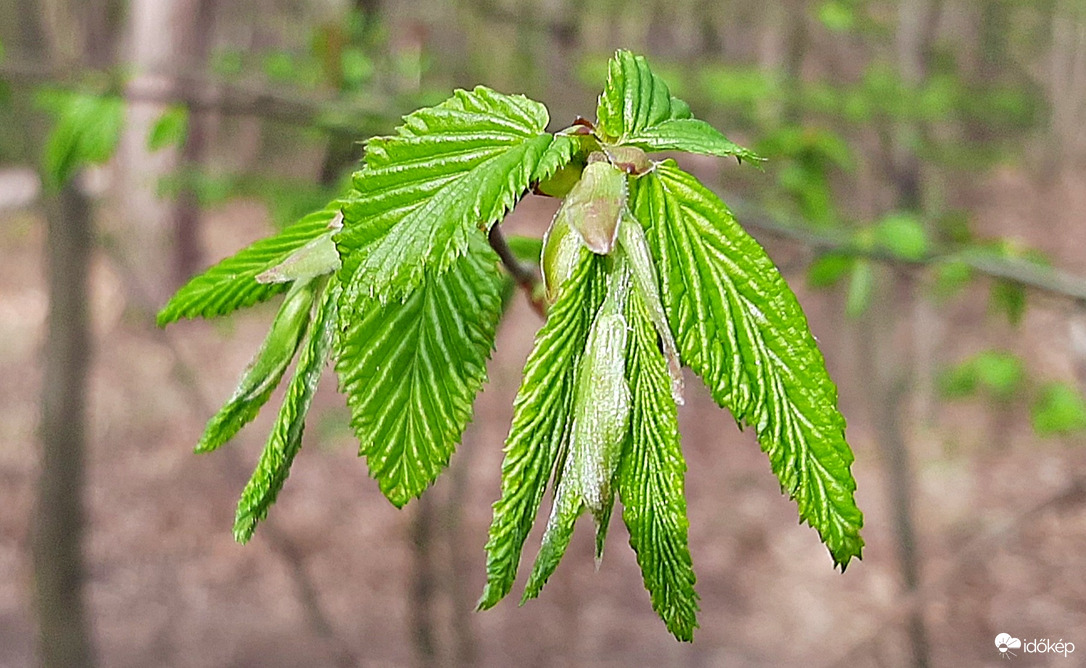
[488,224,546,319]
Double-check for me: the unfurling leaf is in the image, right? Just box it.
[523,259,632,598]
[234,279,338,542]
[197,278,316,453]
[479,250,605,610]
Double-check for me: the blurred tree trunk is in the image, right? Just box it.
[35,181,96,668]
[172,0,218,284]
[1049,0,1086,171]
[14,1,101,666]
[866,2,941,666]
[114,0,184,303]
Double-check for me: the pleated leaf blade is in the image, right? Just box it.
[337,86,554,304]
[630,161,863,568]
[618,287,699,641]
[596,50,759,163]
[335,233,505,507]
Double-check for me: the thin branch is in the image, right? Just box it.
[488,224,546,318]
[726,194,1086,304]
[0,58,397,133]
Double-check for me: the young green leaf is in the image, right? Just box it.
[630,161,863,568]
[234,279,338,542]
[618,286,699,642]
[197,278,316,453]
[336,86,555,304]
[335,232,505,507]
[478,251,605,610]
[523,263,633,599]
[596,50,760,163]
[157,205,342,325]
[39,91,125,188]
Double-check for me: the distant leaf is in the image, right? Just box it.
[40,92,124,188]
[1031,382,1086,436]
[618,286,699,641]
[337,86,553,304]
[234,279,337,542]
[197,279,316,453]
[845,259,874,318]
[808,252,855,288]
[596,50,759,163]
[158,205,341,325]
[874,212,928,261]
[630,161,863,568]
[479,251,605,610]
[989,280,1027,326]
[148,105,190,151]
[335,232,505,507]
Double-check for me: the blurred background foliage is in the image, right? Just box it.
[3,0,1086,666]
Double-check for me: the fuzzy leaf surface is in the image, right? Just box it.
[158,206,340,325]
[234,279,337,542]
[335,233,505,507]
[618,288,698,641]
[337,86,554,303]
[630,161,863,567]
[478,251,605,610]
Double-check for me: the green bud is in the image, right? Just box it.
[559,158,628,255]
[567,263,632,556]
[540,210,583,303]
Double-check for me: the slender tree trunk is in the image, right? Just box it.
[172,0,218,284]
[12,1,99,665]
[34,181,96,668]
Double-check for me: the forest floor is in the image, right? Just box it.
[1,167,1085,667]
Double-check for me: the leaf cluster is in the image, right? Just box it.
[158,49,863,640]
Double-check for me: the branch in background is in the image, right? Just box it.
[0,58,397,134]
[726,194,1086,304]
[488,225,546,318]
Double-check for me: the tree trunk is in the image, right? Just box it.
[34,180,96,668]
